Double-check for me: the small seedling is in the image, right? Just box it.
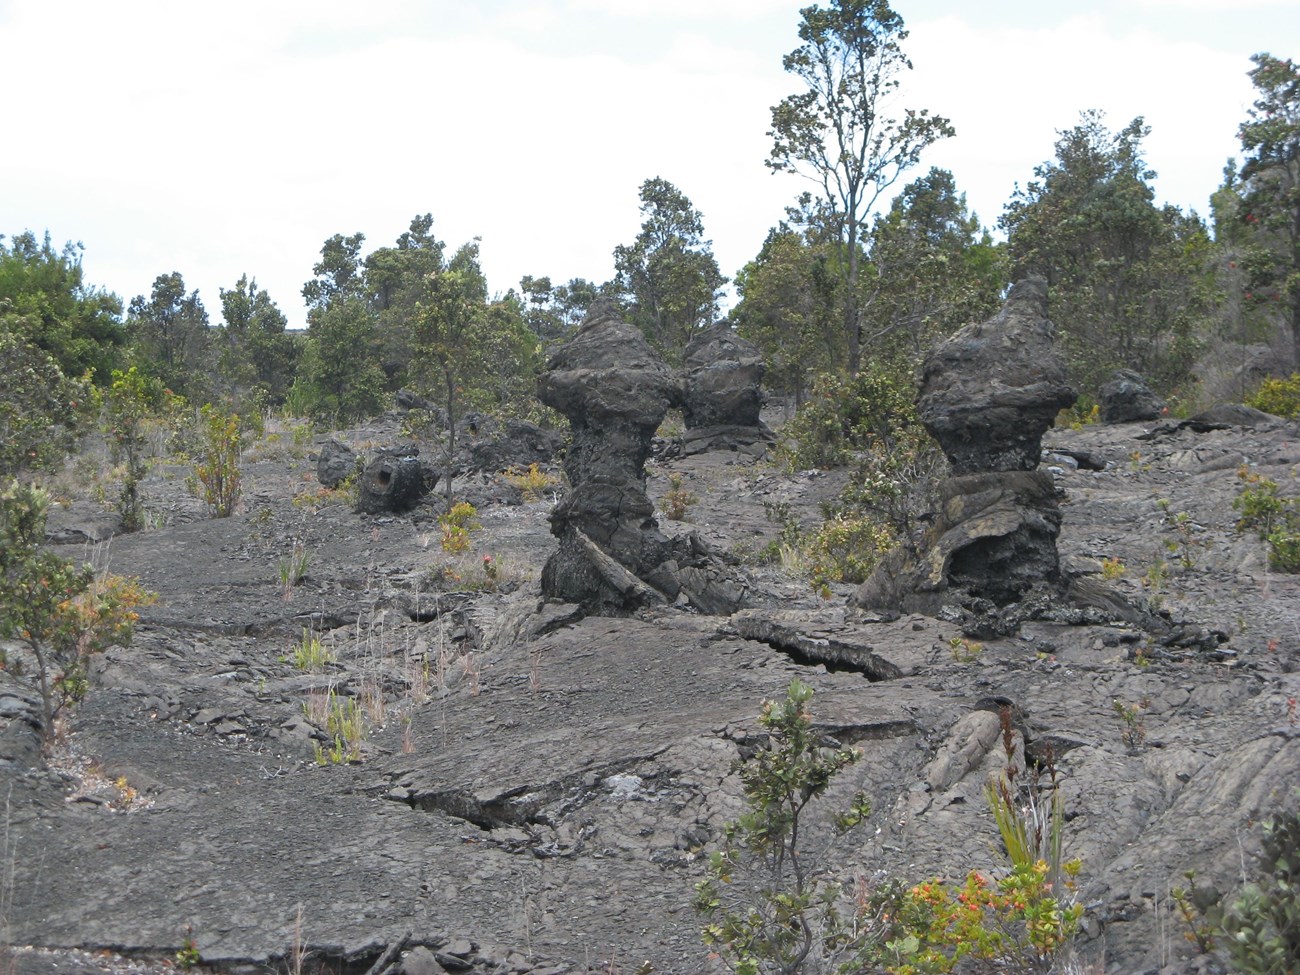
[1113,698,1148,751]
[659,472,698,521]
[1101,556,1126,580]
[949,636,984,662]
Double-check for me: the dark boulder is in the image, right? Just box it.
[316,439,358,489]
[354,447,436,515]
[918,276,1076,475]
[681,324,766,429]
[1098,369,1165,424]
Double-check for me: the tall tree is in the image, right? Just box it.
[363,214,447,384]
[612,177,726,362]
[127,272,210,397]
[218,275,298,406]
[0,231,124,382]
[731,203,846,407]
[768,0,953,374]
[859,168,1005,365]
[409,240,494,508]
[289,296,385,423]
[1232,53,1300,363]
[302,232,367,322]
[1001,112,1211,394]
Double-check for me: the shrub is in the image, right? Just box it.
[101,367,166,532]
[192,404,245,517]
[659,472,698,522]
[804,514,895,587]
[778,367,921,472]
[1246,373,1300,419]
[696,687,1082,975]
[1220,810,1300,975]
[0,330,91,477]
[504,462,560,502]
[0,480,153,740]
[439,501,481,554]
[1234,467,1300,572]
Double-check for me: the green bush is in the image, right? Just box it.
[1221,810,1300,975]
[0,480,153,739]
[1247,374,1300,419]
[0,330,91,477]
[1234,467,1300,573]
[778,366,921,472]
[193,404,245,517]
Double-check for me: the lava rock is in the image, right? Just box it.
[918,276,1076,475]
[317,439,358,489]
[1099,369,1165,424]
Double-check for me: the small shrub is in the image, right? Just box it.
[503,462,559,501]
[1100,557,1126,580]
[439,501,481,554]
[0,480,154,739]
[1233,467,1300,573]
[290,628,332,672]
[659,472,698,522]
[1246,373,1300,419]
[101,367,169,532]
[278,541,309,597]
[192,404,245,517]
[1220,810,1300,975]
[804,513,895,587]
[1113,698,1148,752]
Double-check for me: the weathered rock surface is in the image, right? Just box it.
[354,446,435,514]
[537,307,745,615]
[6,405,1300,975]
[678,324,774,457]
[918,276,1077,475]
[316,438,358,489]
[1099,369,1165,424]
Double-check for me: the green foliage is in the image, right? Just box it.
[0,480,153,740]
[192,404,244,518]
[439,501,481,554]
[1247,373,1300,418]
[0,328,91,477]
[290,628,333,672]
[695,678,873,975]
[612,176,727,362]
[1234,467,1300,572]
[769,0,954,374]
[1220,810,1300,975]
[804,514,894,587]
[860,168,1006,368]
[1001,111,1211,395]
[102,366,173,532]
[779,367,920,472]
[287,296,386,424]
[503,462,560,502]
[0,230,126,382]
[1229,54,1300,363]
[695,687,1081,975]
[126,271,211,399]
[217,273,299,407]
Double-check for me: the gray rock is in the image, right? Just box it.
[918,276,1077,474]
[355,450,435,515]
[1099,369,1165,424]
[681,324,766,430]
[317,439,358,489]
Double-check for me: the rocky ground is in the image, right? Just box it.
[3,406,1300,975]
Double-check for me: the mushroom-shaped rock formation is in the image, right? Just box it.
[917,276,1076,476]
[855,279,1076,625]
[538,306,747,614]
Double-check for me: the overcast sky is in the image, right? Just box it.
[1,0,1294,326]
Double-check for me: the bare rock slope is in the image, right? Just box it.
[4,407,1300,975]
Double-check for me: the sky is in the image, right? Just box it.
[1,0,1295,327]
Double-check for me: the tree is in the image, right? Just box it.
[1001,112,1211,395]
[859,167,1005,367]
[731,210,846,407]
[218,274,298,406]
[288,296,385,423]
[127,272,211,397]
[1232,53,1300,365]
[612,176,727,362]
[409,240,494,508]
[768,0,954,374]
[302,232,367,321]
[0,329,90,477]
[0,231,125,383]
[364,214,447,384]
